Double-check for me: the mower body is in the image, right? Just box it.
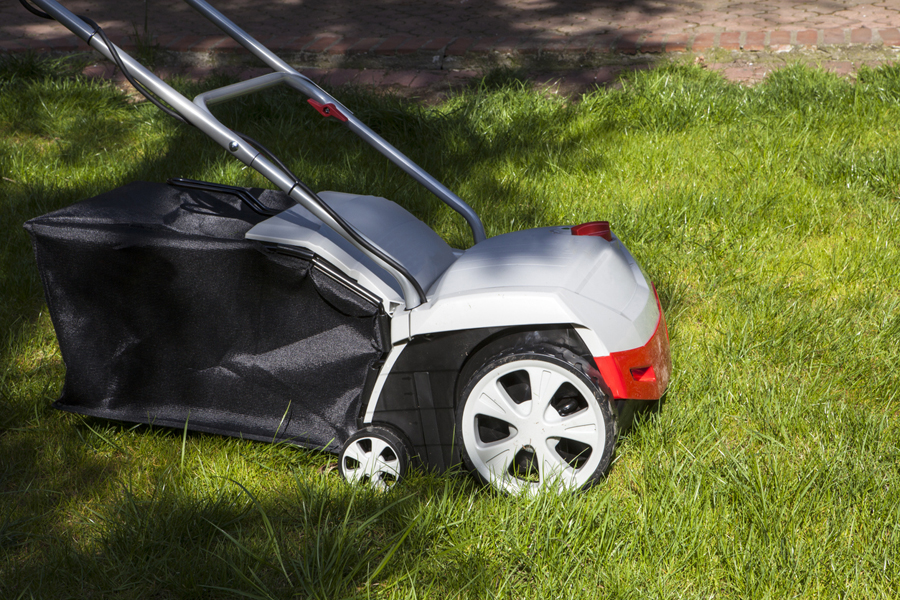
[23,0,671,492]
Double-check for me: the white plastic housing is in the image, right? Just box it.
[410,227,660,356]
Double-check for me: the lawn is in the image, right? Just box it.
[1,52,899,599]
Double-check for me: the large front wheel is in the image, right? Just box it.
[457,347,617,495]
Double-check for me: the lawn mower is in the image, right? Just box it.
[20,0,671,494]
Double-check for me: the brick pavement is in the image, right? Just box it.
[3,1,900,89]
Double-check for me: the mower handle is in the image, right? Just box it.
[183,0,485,246]
[23,0,490,308]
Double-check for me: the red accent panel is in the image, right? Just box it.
[594,354,629,399]
[593,289,671,400]
[571,221,612,241]
[307,99,349,122]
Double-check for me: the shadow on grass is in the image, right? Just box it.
[1,456,489,598]
[3,449,639,598]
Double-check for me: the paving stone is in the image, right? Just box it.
[190,36,229,53]
[616,32,643,55]
[0,40,27,52]
[302,69,328,83]
[326,38,359,55]
[515,38,545,55]
[642,33,666,53]
[421,37,453,52]
[81,63,116,79]
[768,30,791,51]
[850,27,873,45]
[348,38,385,55]
[354,70,386,86]
[43,36,81,51]
[823,61,855,77]
[665,34,690,52]
[494,38,523,54]
[824,29,848,45]
[744,31,765,51]
[692,32,718,51]
[796,30,819,46]
[154,34,184,50]
[167,35,205,52]
[720,31,741,50]
[380,71,420,88]
[471,37,506,52]
[320,69,358,87]
[732,16,773,30]
[264,35,299,51]
[410,71,446,89]
[549,36,581,53]
[813,16,862,29]
[594,66,624,86]
[690,10,731,25]
[212,37,243,53]
[374,36,411,54]
[542,36,571,53]
[237,68,268,80]
[283,36,316,51]
[595,33,624,53]
[710,64,770,85]
[445,70,479,85]
[395,38,430,55]
[306,36,341,53]
[880,28,900,47]
[445,38,475,56]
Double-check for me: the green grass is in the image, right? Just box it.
[2,52,900,598]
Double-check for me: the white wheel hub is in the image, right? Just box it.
[461,359,607,494]
[341,436,401,491]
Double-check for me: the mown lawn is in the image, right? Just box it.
[1,53,899,599]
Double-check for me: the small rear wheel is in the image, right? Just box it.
[457,346,617,495]
[339,425,412,491]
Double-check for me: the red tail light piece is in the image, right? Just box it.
[630,366,656,382]
[571,221,612,241]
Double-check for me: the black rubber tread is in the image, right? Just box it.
[338,424,414,488]
[453,329,601,406]
[455,344,618,494]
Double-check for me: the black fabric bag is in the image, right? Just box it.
[25,181,386,451]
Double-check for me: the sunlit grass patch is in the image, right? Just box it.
[1,56,899,598]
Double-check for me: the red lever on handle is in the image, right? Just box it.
[307,99,348,122]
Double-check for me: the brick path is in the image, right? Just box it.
[3,1,900,89]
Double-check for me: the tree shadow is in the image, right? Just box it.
[1,457,473,598]
[4,0,696,47]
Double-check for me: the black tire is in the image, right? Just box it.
[456,345,617,494]
[339,425,413,490]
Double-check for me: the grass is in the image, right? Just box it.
[2,51,899,598]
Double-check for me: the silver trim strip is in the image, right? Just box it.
[362,341,408,423]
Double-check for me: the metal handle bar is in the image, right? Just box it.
[184,0,487,246]
[27,0,428,308]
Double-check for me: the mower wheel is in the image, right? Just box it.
[339,425,413,490]
[457,346,617,495]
